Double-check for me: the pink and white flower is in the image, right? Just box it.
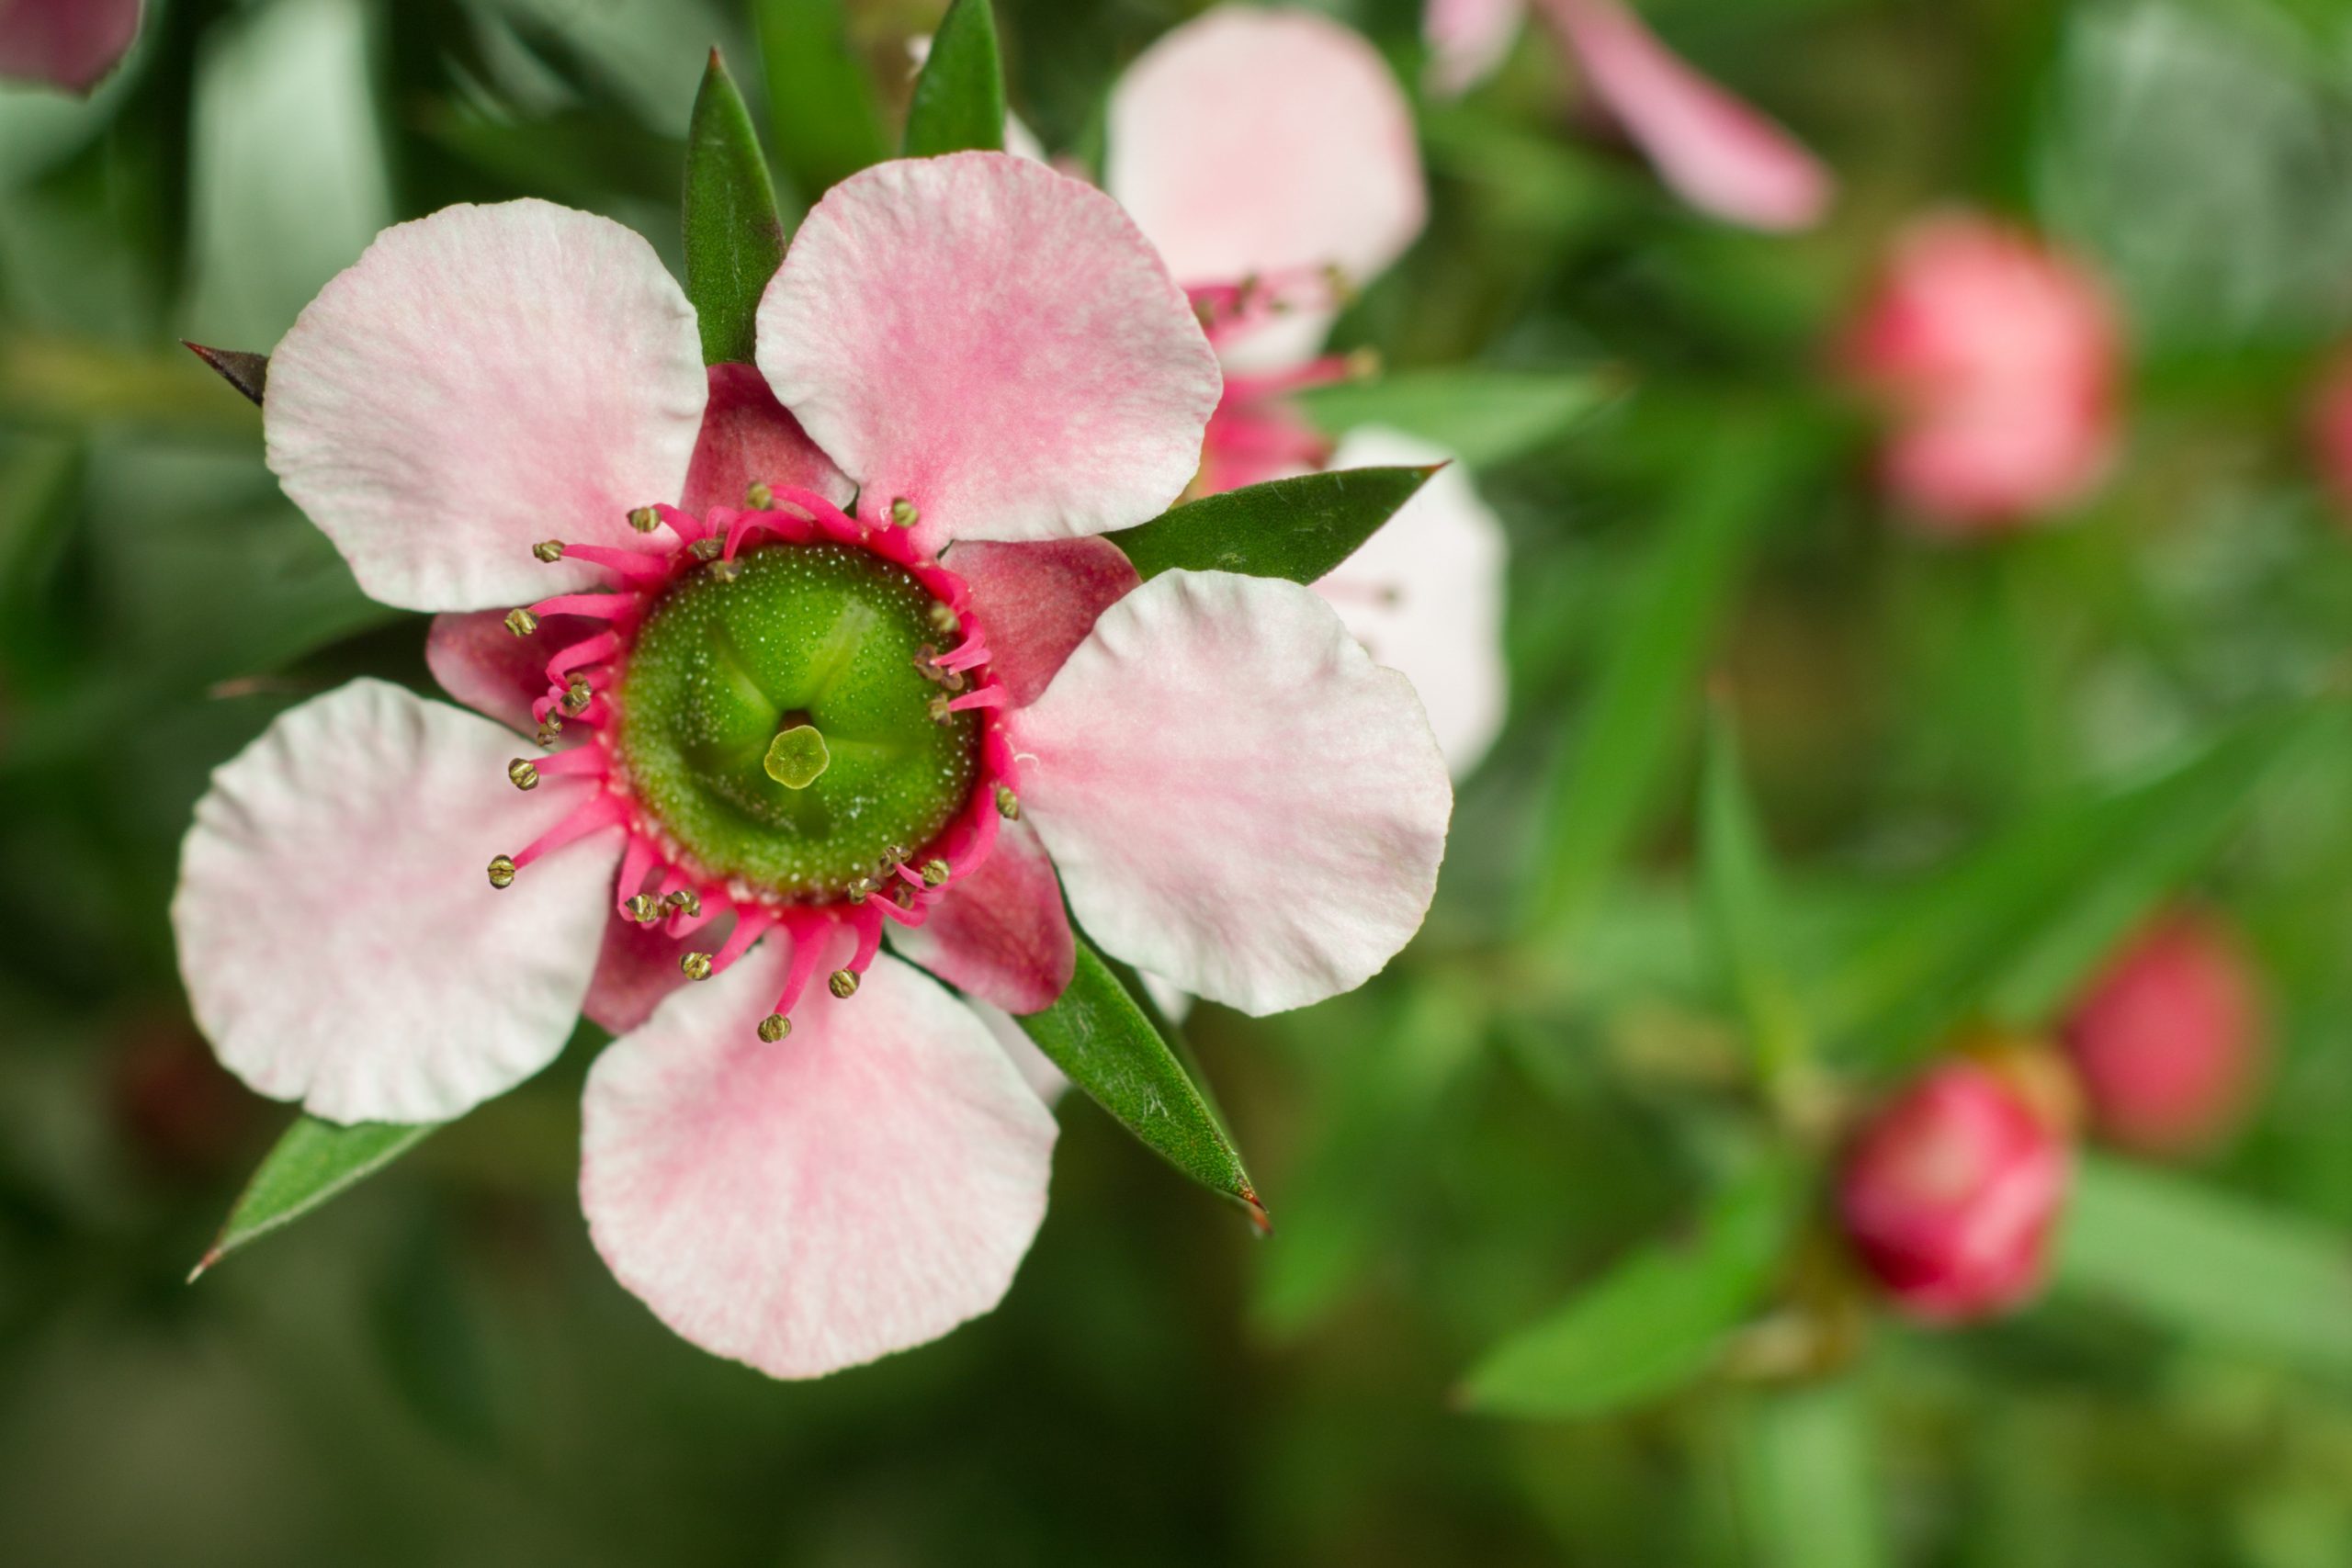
[1108,6,1508,774]
[1423,0,1832,232]
[2063,913,2267,1159]
[173,153,1453,1377]
[1841,212,2123,535]
[0,0,139,93]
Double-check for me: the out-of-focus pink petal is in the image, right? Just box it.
[581,944,1057,1379]
[1316,428,1509,776]
[888,817,1074,1014]
[1843,212,2121,531]
[1106,9,1426,291]
[424,609,599,735]
[265,199,707,612]
[172,679,620,1123]
[1014,571,1452,1015]
[948,537,1139,708]
[2063,914,2267,1158]
[1541,0,1832,231]
[1425,0,1524,96]
[679,362,854,516]
[756,152,1220,551]
[0,0,140,94]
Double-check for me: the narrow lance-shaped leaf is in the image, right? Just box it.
[1731,1380,1892,1568]
[1458,1153,1798,1418]
[683,50,786,367]
[1292,366,1616,470]
[1521,416,1806,942]
[902,0,1004,158]
[1699,703,1811,1093]
[1015,937,1266,1228]
[190,1114,439,1280]
[1106,465,1437,583]
[2054,1153,2352,1374]
[753,0,891,203]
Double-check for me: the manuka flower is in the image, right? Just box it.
[2063,913,2267,1159]
[1106,6,1508,774]
[173,152,1453,1376]
[1422,0,1832,231]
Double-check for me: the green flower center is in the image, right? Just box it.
[615,543,980,899]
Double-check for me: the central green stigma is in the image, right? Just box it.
[616,543,980,899]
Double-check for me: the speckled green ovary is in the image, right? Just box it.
[615,544,979,898]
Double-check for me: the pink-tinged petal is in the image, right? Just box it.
[888,816,1074,1014]
[1541,0,1832,231]
[1106,9,1426,291]
[581,944,1057,1379]
[1316,428,1508,776]
[1015,571,1452,1015]
[582,911,698,1037]
[172,679,621,1124]
[0,0,140,94]
[265,199,707,612]
[424,608,600,734]
[947,536,1139,708]
[972,1000,1069,1104]
[756,152,1220,549]
[1426,0,1524,96]
[679,362,854,516]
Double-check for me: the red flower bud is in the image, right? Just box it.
[1837,1059,2071,1324]
[2063,913,2267,1158]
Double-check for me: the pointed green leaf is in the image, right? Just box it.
[1816,702,2329,1064]
[1699,705,1810,1089]
[2055,1154,2352,1373]
[1292,367,1614,468]
[1522,417,1806,941]
[1460,1156,1798,1418]
[1014,937,1264,1225]
[902,0,1004,157]
[192,1114,439,1280]
[754,0,890,201]
[683,51,786,367]
[1731,1381,1891,1568]
[1106,465,1437,584]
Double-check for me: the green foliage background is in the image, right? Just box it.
[8,0,2352,1563]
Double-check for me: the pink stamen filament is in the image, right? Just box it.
[511,791,627,869]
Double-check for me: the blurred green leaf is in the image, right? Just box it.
[1460,1155,1797,1418]
[1521,417,1804,942]
[1700,705,1811,1091]
[903,0,1004,158]
[193,1115,439,1280]
[1107,466,1436,583]
[1731,1381,1890,1568]
[754,0,890,202]
[1015,939,1265,1225]
[2054,1154,2352,1375]
[1292,367,1614,469]
[1818,703,2327,1064]
[683,51,785,366]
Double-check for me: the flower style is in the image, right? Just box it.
[1423,0,1832,231]
[1841,212,2123,535]
[0,0,140,92]
[2063,913,2267,1159]
[172,153,1453,1377]
[1106,6,1508,774]
[1837,1057,2072,1325]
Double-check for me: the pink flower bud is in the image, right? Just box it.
[2306,352,2352,522]
[2063,914,2267,1158]
[1838,1059,2071,1324]
[1841,213,2122,535]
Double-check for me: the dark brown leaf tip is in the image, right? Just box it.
[183,341,269,406]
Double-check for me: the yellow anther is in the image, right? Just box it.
[689,536,722,561]
[534,718,563,749]
[745,481,775,509]
[709,558,741,583]
[625,892,660,922]
[486,854,517,889]
[828,969,860,999]
[665,888,701,919]
[888,496,920,529]
[922,858,951,887]
[532,539,565,563]
[628,505,661,533]
[845,876,874,905]
[1345,345,1383,380]
[503,608,538,637]
[928,694,953,722]
[506,758,539,791]
[681,952,714,981]
[893,883,916,908]
[560,679,593,717]
[995,784,1020,820]
[926,602,960,635]
[757,1013,791,1043]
